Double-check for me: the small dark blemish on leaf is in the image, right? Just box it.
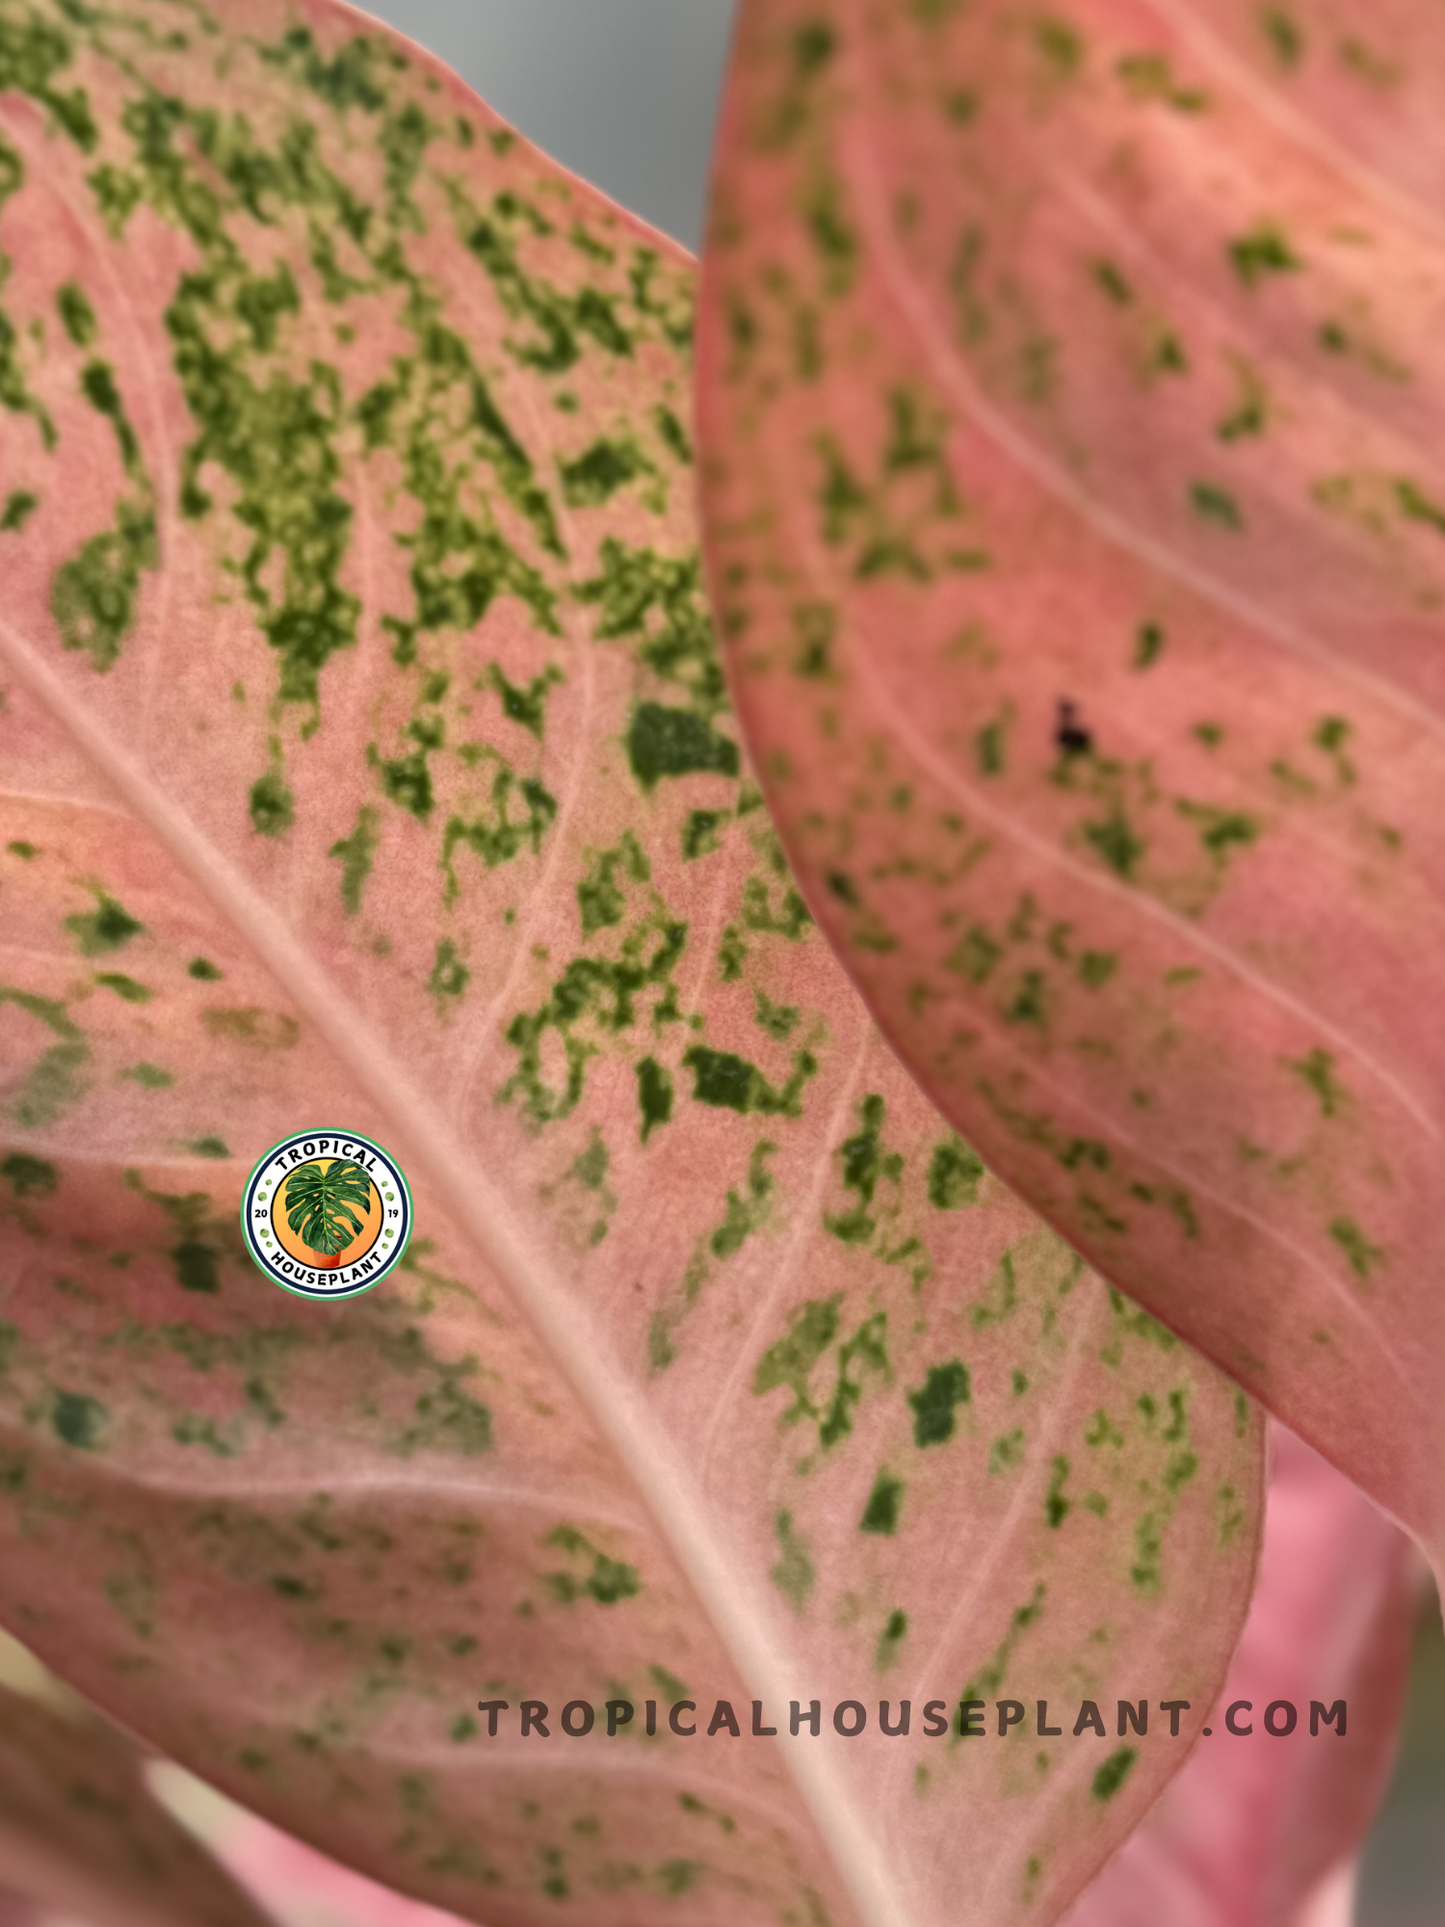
[1055,699,1092,756]
[52,1389,106,1450]
[65,891,143,956]
[1093,1746,1137,1801]
[636,1057,673,1143]
[861,1470,903,1534]
[1,1152,58,1198]
[249,770,294,837]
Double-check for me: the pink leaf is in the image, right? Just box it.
[1062,1423,1423,1926]
[154,1772,472,1927]
[696,0,1445,1575]
[0,1677,274,1927]
[0,5,1260,1926]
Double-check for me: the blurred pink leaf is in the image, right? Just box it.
[154,1772,472,1927]
[696,0,1445,1578]
[1062,1424,1423,1927]
[1180,0,1445,209]
[0,1680,274,1927]
[0,4,1261,1926]
[1294,1865,1359,1927]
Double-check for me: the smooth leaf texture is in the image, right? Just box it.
[155,1763,483,1927]
[0,5,1261,1927]
[170,1429,1410,1927]
[0,1675,275,1927]
[696,0,1445,1577]
[1063,1422,1423,1927]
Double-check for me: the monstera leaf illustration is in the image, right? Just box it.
[282,1159,373,1258]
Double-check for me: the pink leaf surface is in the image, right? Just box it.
[0,1678,275,1927]
[1062,1423,1423,1927]
[696,0,1445,1575]
[154,1766,474,1927]
[0,5,1261,1927]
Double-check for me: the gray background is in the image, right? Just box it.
[353,0,737,250]
[354,3,1440,1917]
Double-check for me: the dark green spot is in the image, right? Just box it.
[1229,224,1301,287]
[682,1046,816,1117]
[545,1525,641,1606]
[877,1608,907,1668]
[373,742,434,820]
[559,436,657,508]
[793,21,835,73]
[681,809,727,860]
[1045,1454,1072,1528]
[1190,480,1243,529]
[249,769,294,837]
[1287,1046,1343,1117]
[771,1509,814,1609]
[1133,621,1164,669]
[754,1295,841,1422]
[1092,258,1131,305]
[94,972,151,1004]
[1260,7,1303,67]
[1177,800,1259,865]
[1,1152,58,1198]
[907,1360,970,1446]
[65,891,142,956]
[1092,1746,1137,1802]
[925,1140,984,1218]
[976,711,1010,776]
[1034,16,1084,75]
[0,489,36,532]
[480,663,561,741]
[636,1056,673,1144]
[52,1390,107,1450]
[652,403,691,463]
[755,991,799,1041]
[51,503,156,670]
[1396,478,1445,536]
[1084,807,1145,879]
[429,939,470,1001]
[578,831,650,933]
[860,1470,903,1535]
[173,1240,220,1294]
[627,703,739,790]
[329,808,378,915]
[825,1093,902,1245]
[57,280,97,346]
[1116,51,1208,110]
[1329,1216,1382,1280]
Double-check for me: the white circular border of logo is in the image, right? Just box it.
[240,1129,413,1299]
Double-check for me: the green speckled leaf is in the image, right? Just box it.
[0,1670,273,1927]
[0,5,1260,1927]
[696,0,1445,1584]
[1062,1424,1422,1926]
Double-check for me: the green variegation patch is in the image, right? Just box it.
[0,6,1261,1927]
[696,0,1445,1597]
